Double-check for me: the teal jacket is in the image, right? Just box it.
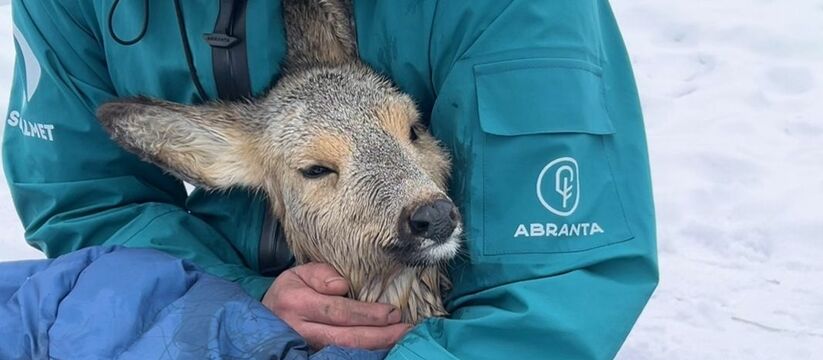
[4,1,657,358]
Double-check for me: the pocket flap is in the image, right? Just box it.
[475,58,615,136]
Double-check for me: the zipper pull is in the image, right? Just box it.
[203,33,239,48]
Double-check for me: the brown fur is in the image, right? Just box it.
[96,0,460,324]
[302,134,352,172]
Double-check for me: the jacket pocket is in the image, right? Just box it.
[474,58,634,256]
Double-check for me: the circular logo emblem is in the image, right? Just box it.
[536,157,580,217]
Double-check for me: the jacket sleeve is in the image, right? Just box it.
[387,1,658,359]
[3,1,272,299]
[0,246,387,360]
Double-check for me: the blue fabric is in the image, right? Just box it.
[0,246,387,360]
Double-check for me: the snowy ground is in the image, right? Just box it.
[613,0,823,358]
[1,1,821,358]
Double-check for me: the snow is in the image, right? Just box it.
[0,1,821,357]
[612,0,823,358]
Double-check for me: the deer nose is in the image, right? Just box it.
[407,199,458,244]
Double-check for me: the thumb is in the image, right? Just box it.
[290,262,350,296]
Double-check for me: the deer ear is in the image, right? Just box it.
[282,0,357,69]
[96,97,266,190]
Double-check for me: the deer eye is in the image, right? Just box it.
[301,165,334,179]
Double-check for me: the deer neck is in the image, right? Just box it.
[286,241,448,324]
[350,265,448,324]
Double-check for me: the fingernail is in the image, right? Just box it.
[388,308,401,323]
[324,277,344,285]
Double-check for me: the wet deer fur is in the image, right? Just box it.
[96,0,461,324]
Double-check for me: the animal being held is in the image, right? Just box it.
[95,0,461,324]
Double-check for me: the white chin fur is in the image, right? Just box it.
[421,225,462,262]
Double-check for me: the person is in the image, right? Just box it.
[4,0,658,358]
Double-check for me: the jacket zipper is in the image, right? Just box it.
[204,0,252,100]
[203,0,292,276]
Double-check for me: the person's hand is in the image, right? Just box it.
[262,262,412,349]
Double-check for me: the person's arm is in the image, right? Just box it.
[387,1,658,358]
[6,2,410,350]
[4,0,272,298]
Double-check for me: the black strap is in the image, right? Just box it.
[205,0,252,100]
[259,208,294,276]
[202,0,291,274]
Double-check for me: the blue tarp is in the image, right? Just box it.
[0,246,387,359]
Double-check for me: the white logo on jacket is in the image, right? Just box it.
[7,24,55,142]
[536,157,579,216]
[513,157,604,238]
[7,111,55,142]
[12,24,41,102]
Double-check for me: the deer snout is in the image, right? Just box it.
[403,199,459,244]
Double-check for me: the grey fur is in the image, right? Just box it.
[96,0,460,323]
